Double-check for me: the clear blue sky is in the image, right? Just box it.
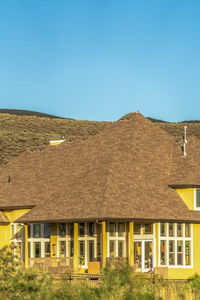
[0,0,200,122]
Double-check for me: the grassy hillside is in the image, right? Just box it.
[0,113,107,165]
[1,112,200,166]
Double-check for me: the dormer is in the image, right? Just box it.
[173,186,200,211]
[194,188,200,210]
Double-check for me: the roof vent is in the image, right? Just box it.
[8,175,11,183]
[183,126,187,157]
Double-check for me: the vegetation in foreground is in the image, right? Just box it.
[1,246,200,299]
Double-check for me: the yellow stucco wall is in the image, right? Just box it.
[176,188,194,210]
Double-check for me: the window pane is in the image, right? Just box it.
[144,241,153,269]
[196,190,200,207]
[68,223,74,237]
[169,223,174,237]
[118,240,124,257]
[60,241,66,257]
[169,241,175,265]
[185,224,191,237]
[160,240,167,265]
[144,224,153,234]
[33,224,41,238]
[45,242,50,257]
[59,223,66,237]
[118,223,125,237]
[70,241,74,257]
[79,223,85,237]
[34,242,41,258]
[16,242,21,259]
[134,224,141,235]
[109,240,116,257]
[109,223,116,237]
[88,222,95,236]
[185,241,191,265]
[44,224,51,238]
[177,241,183,265]
[177,224,183,237]
[160,223,166,237]
[28,225,31,238]
[79,241,85,264]
[16,225,22,239]
[88,240,95,261]
[134,241,142,268]
[28,242,30,258]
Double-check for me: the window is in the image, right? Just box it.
[196,189,200,208]
[108,222,126,258]
[144,224,153,235]
[134,224,141,235]
[88,240,95,261]
[88,222,95,236]
[59,241,66,257]
[109,223,116,237]
[44,224,50,238]
[68,223,74,237]
[34,242,41,258]
[59,223,66,237]
[159,223,192,267]
[79,223,85,237]
[33,224,41,238]
[45,242,50,257]
[79,241,85,264]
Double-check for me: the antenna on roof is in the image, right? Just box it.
[183,126,187,157]
[8,175,11,183]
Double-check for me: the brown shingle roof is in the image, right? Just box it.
[0,112,200,223]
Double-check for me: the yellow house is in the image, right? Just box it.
[0,112,200,279]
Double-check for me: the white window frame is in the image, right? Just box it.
[158,223,193,268]
[57,223,73,258]
[107,222,127,258]
[10,222,23,259]
[194,189,200,210]
[77,222,97,268]
[28,224,51,258]
[133,223,156,272]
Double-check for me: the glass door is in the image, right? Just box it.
[134,240,153,272]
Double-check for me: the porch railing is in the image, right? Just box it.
[28,257,73,273]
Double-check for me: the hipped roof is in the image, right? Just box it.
[0,112,200,223]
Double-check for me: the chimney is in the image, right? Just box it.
[183,126,187,157]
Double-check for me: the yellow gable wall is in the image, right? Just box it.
[176,188,194,210]
[0,209,30,249]
[3,209,30,222]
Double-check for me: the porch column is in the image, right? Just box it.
[24,224,28,268]
[50,224,57,257]
[102,221,107,267]
[73,222,79,271]
[128,221,134,266]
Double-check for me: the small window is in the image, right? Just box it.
[177,224,183,237]
[177,241,183,265]
[196,190,200,208]
[118,240,124,257]
[45,242,50,257]
[34,242,41,258]
[160,223,166,237]
[185,224,191,237]
[169,241,175,265]
[185,241,191,265]
[160,240,167,265]
[134,224,141,235]
[33,224,41,238]
[59,223,66,237]
[144,224,153,234]
[109,223,116,237]
[79,223,85,237]
[169,223,174,237]
[79,241,85,264]
[59,241,66,257]
[88,222,95,236]
[70,241,74,257]
[109,240,116,257]
[44,224,51,238]
[118,223,125,237]
[68,223,74,237]
[88,240,95,261]
[28,225,31,238]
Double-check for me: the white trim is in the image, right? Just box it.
[107,222,126,258]
[158,222,193,268]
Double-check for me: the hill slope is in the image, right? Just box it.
[1,112,200,166]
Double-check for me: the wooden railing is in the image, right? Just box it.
[28,257,73,273]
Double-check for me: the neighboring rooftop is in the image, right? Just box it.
[0,112,200,223]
